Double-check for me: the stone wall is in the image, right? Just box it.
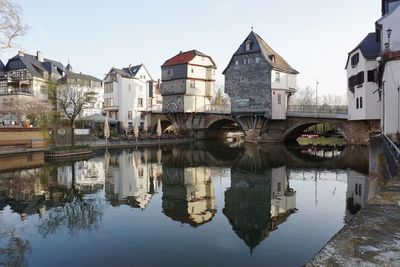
[224,53,272,117]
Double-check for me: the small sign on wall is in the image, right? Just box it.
[74,129,90,135]
[235,99,250,107]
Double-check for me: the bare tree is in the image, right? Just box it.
[211,82,230,106]
[0,0,28,51]
[10,96,52,127]
[321,94,347,106]
[290,86,315,106]
[56,85,97,146]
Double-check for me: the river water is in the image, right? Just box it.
[0,142,375,267]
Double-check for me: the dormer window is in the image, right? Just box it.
[270,55,276,63]
[245,40,251,51]
[351,53,359,67]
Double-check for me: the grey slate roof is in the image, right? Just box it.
[7,52,65,78]
[223,31,299,74]
[109,64,153,80]
[59,71,102,83]
[345,32,381,68]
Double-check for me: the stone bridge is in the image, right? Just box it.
[149,105,380,145]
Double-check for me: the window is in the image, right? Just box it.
[240,76,244,82]
[277,182,281,192]
[191,69,194,73]
[356,97,359,109]
[190,80,195,88]
[235,60,239,66]
[255,57,260,63]
[348,71,365,91]
[138,98,143,107]
[167,69,173,77]
[277,93,282,104]
[351,53,359,67]
[128,111,132,119]
[368,70,377,82]
[275,71,280,82]
[138,169,143,178]
[245,40,251,51]
[360,97,363,109]
[104,98,114,107]
[243,58,247,64]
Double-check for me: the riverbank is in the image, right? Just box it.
[307,177,400,266]
[0,138,195,156]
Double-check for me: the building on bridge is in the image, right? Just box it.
[345,32,381,121]
[223,31,298,121]
[161,50,216,113]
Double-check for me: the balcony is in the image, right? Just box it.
[102,105,119,111]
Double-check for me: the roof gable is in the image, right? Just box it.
[223,31,299,74]
[162,50,216,68]
[345,32,380,69]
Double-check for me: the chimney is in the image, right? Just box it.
[37,51,44,62]
[129,64,132,68]
[18,50,24,57]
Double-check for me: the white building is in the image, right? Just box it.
[103,64,160,129]
[161,50,216,113]
[345,33,381,121]
[59,63,104,119]
[376,0,400,137]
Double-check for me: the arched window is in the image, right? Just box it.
[356,97,359,109]
[360,97,363,108]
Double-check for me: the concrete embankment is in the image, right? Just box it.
[0,138,195,156]
[307,136,400,267]
[307,179,400,266]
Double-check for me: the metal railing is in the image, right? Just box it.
[287,105,348,114]
[382,134,400,178]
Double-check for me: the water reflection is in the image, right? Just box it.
[0,143,378,266]
[105,150,162,209]
[162,167,216,226]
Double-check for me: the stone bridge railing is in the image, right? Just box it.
[287,105,348,114]
[205,104,231,114]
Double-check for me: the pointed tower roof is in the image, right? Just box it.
[66,61,73,72]
[223,31,299,74]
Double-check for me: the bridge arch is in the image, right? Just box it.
[282,119,348,143]
[204,117,243,139]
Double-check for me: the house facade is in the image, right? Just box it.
[345,33,381,121]
[223,31,298,120]
[58,64,104,119]
[376,0,400,136]
[161,50,216,113]
[103,64,160,128]
[0,50,103,125]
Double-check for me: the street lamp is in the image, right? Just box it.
[387,28,392,50]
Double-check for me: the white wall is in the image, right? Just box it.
[347,49,380,121]
[271,70,296,90]
[383,60,400,135]
[272,89,288,120]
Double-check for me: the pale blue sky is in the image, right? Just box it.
[1,0,381,96]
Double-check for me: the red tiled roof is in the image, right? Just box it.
[162,50,196,67]
[162,50,216,67]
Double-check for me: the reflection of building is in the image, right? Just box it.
[345,170,378,222]
[223,170,272,251]
[105,150,161,209]
[162,167,216,227]
[57,157,105,192]
[271,166,296,224]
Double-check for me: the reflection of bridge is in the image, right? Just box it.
[150,104,379,145]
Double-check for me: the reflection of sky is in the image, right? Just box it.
[0,157,364,266]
